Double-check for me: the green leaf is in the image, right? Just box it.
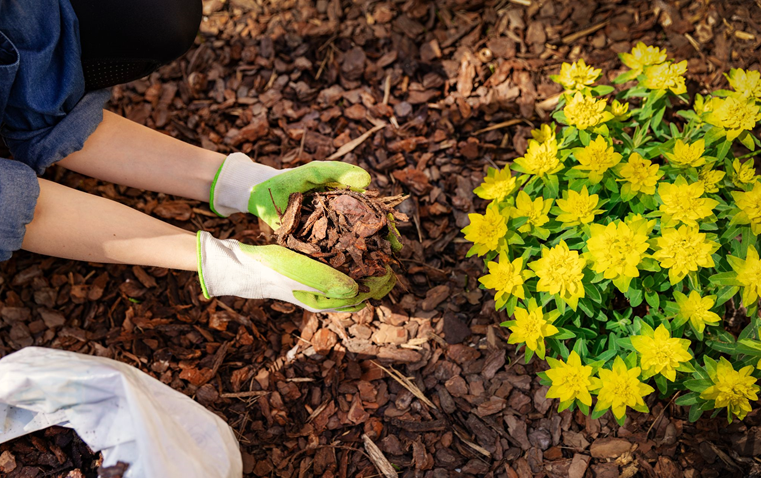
[675,392,702,406]
[715,140,732,161]
[715,286,739,307]
[584,282,603,304]
[543,174,560,199]
[654,374,668,395]
[709,272,742,286]
[683,378,711,392]
[688,404,705,422]
[579,129,591,146]
[591,406,608,420]
[592,85,615,96]
[645,290,660,309]
[553,328,577,340]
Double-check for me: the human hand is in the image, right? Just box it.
[196,232,395,312]
[209,153,370,228]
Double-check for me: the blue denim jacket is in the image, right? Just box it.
[0,0,110,261]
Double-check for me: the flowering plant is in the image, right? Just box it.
[464,43,761,425]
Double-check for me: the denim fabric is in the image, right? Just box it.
[0,0,110,260]
[0,159,39,261]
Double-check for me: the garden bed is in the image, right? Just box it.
[1,0,761,477]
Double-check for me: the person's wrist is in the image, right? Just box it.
[209,153,283,217]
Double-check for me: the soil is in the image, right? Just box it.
[2,1,761,478]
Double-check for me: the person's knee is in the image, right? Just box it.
[157,0,203,63]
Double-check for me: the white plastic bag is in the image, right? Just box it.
[0,347,243,478]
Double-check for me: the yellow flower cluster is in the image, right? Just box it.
[729,245,761,307]
[585,218,651,291]
[631,325,692,381]
[643,61,687,94]
[514,138,562,177]
[462,43,761,425]
[620,43,668,75]
[462,205,506,257]
[506,299,558,359]
[555,187,603,225]
[701,357,760,422]
[551,59,601,92]
[573,136,622,183]
[616,153,663,195]
[564,93,613,131]
[529,241,586,310]
[658,176,718,227]
[664,139,705,168]
[674,290,721,335]
[652,225,718,284]
[732,182,761,235]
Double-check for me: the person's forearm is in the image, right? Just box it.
[58,110,226,202]
[22,179,198,271]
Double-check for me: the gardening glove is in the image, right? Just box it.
[196,231,396,313]
[209,152,371,228]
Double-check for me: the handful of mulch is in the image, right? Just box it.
[0,427,129,478]
[275,189,408,282]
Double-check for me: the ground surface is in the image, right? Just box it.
[2,0,761,477]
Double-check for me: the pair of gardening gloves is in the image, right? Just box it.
[197,153,396,312]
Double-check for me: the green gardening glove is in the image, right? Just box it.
[209,153,371,228]
[197,232,396,312]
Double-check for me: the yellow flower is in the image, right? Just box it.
[514,139,563,177]
[701,357,760,422]
[474,167,517,203]
[727,68,761,100]
[674,290,721,335]
[608,100,630,120]
[617,152,663,195]
[531,124,556,144]
[620,42,668,75]
[563,92,613,130]
[652,225,718,284]
[510,191,552,233]
[705,96,761,141]
[658,176,718,226]
[733,158,760,187]
[555,186,603,225]
[573,135,622,183]
[732,182,761,235]
[480,252,531,309]
[728,245,761,307]
[631,324,692,381]
[586,221,649,289]
[664,139,706,168]
[551,59,601,92]
[698,166,725,194]
[593,356,654,420]
[528,240,586,310]
[462,205,507,256]
[643,61,687,94]
[545,351,594,407]
[506,298,558,359]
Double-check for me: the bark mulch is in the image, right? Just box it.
[2,1,761,477]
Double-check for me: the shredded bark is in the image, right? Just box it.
[275,189,408,281]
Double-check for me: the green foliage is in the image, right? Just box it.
[464,45,761,424]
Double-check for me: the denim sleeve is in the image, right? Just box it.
[0,159,40,261]
[2,89,111,174]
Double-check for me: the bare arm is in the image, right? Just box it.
[22,179,198,271]
[58,110,226,201]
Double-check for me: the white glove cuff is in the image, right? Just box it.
[197,232,324,310]
[210,153,285,217]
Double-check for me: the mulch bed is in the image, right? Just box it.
[0,427,128,478]
[2,0,761,477]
